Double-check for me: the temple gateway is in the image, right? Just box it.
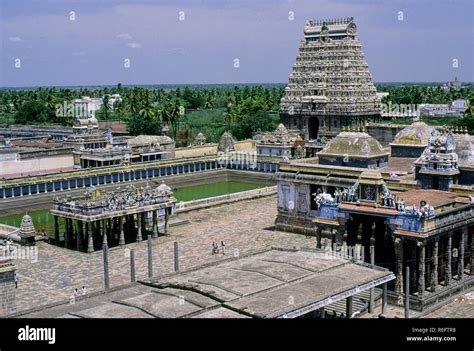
[280,17,381,140]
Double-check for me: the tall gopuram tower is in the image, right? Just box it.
[280,17,381,140]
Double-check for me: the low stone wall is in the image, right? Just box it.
[176,185,277,213]
[0,260,16,317]
[175,140,255,158]
[0,224,21,243]
[0,169,276,215]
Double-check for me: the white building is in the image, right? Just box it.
[417,99,467,117]
[73,96,103,118]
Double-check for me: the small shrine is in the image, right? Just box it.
[415,129,459,191]
[19,214,36,246]
[217,131,235,152]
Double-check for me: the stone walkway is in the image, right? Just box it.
[8,196,317,316]
[424,292,474,318]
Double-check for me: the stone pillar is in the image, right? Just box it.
[54,216,59,244]
[405,266,410,319]
[77,221,83,251]
[152,211,158,238]
[103,241,110,291]
[147,234,153,278]
[346,296,353,318]
[102,220,108,246]
[418,241,425,297]
[64,218,70,248]
[431,238,439,292]
[164,209,169,234]
[316,227,322,249]
[342,223,348,256]
[381,282,388,316]
[174,241,179,272]
[130,249,136,283]
[119,216,125,246]
[459,227,466,280]
[369,245,375,313]
[446,233,452,285]
[87,222,94,253]
[136,214,143,242]
[394,238,404,295]
[471,226,474,276]
[370,222,376,249]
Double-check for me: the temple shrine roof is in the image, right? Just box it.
[318,132,388,159]
[390,122,435,146]
[393,189,457,209]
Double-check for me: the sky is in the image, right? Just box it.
[1,0,473,87]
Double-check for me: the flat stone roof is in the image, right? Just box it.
[393,189,458,208]
[18,248,394,318]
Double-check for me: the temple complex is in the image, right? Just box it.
[280,17,380,140]
[50,181,176,252]
[275,122,474,311]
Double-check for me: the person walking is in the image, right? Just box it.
[220,241,226,255]
[14,273,18,289]
[81,286,87,296]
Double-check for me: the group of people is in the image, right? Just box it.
[71,286,87,299]
[212,241,226,255]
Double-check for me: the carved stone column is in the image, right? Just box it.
[417,241,425,297]
[77,221,83,251]
[431,238,439,292]
[164,209,169,234]
[357,223,363,246]
[152,210,158,238]
[136,214,143,242]
[394,237,404,295]
[370,222,376,248]
[63,218,69,248]
[54,215,60,244]
[471,226,474,275]
[446,233,452,286]
[459,227,466,280]
[119,216,125,246]
[87,221,94,253]
[103,219,108,246]
[316,226,322,249]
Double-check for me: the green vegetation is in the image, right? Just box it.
[2,83,472,138]
[180,108,227,144]
[376,84,474,134]
[376,84,473,105]
[0,84,284,145]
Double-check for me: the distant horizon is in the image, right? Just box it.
[1,80,473,91]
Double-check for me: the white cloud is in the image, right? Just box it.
[117,33,133,40]
[126,42,142,49]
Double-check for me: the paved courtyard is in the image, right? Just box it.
[8,195,318,316]
[6,195,473,318]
